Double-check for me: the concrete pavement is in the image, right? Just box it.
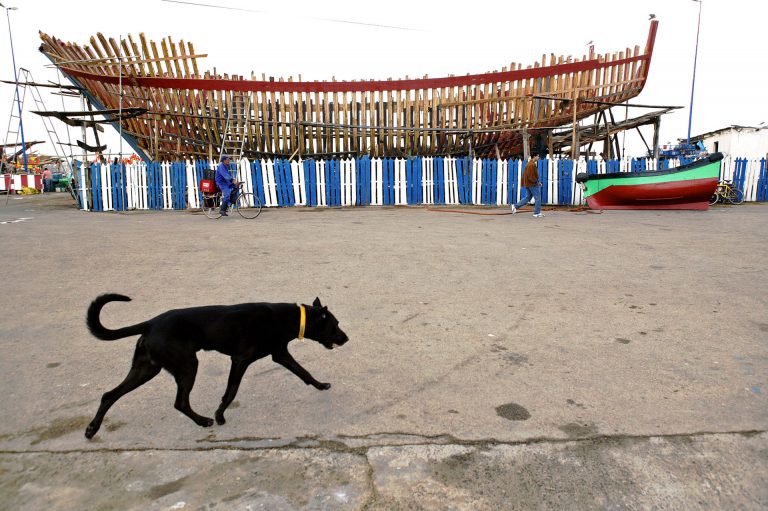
[0,193,766,509]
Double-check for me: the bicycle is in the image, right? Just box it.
[202,182,262,219]
[709,180,744,205]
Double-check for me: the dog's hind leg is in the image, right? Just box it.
[166,353,214,428]
[85,340,161,439]
[272,350,331,390]
[215,359,251,425]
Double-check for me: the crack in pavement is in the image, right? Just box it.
[2,428,764,455]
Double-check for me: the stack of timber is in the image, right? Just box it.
[38,21,658,161]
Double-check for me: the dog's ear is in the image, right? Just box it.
[312,297,322,307]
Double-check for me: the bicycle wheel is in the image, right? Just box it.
[202,193,222,219]
[729,188,744,205]
[708,192,719,205]
[235,192,262,219]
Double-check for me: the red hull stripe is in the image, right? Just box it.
[586,177,718,210]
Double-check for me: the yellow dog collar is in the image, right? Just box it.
[298,304,306,340]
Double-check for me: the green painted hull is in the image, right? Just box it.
[575,154,723,210]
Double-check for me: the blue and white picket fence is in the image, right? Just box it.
[75,155,768,212]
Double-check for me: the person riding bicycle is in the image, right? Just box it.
[215,155,237,216]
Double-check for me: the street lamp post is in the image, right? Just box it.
[687,0,703,146]
[2,2,28,173]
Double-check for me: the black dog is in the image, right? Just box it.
[84,294,349,439]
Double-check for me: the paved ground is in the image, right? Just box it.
[0,192,766,510]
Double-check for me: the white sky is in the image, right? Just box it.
[1,0,766,159]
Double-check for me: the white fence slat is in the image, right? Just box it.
[372,158,382,206]
[317,160,327,207]
[261,159,278,207]
[78,166,89,211]
[394,158,407,205]
[291,160,305,206]
[445,157,458,205]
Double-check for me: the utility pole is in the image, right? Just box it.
[687,0,703,145]
[2,2,28,173]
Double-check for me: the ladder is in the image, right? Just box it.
[2,68,28,169]
[3,68,68,165]
[218,91,251,161]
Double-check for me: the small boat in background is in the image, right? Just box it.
[575,152,723,210]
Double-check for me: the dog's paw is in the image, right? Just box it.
[317,383,331,390]
[197,417,215,428]
[215,413,226,425]
[84,423,98,439]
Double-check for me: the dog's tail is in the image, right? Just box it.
[87,293,150,341]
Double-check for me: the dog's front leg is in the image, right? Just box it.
[215,359,250,425]
[272,351,331,390]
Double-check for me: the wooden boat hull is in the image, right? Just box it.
[38,22,658,161]
[575,153,722,210]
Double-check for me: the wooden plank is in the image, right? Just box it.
[289,81,298,158]
[342,90,350,154]
[117,36,149,154]
[334,90,343,154]
[165,37,194,156]
[138,35,170,158]
[312,90,322,154]
[159,38,189,159]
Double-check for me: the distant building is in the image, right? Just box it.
[690,125,768,159]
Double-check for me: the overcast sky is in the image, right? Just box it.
[1,0,765,159]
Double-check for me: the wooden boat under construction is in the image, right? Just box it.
[38,20,658,161]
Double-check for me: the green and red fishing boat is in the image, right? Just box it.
[575,153,723,210]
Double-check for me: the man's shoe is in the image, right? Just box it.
[533,213,544,218]
[220,209,228,217]
[510,205,517,214]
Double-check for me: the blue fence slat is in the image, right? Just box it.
[303,160,316,206]
[277,159,295,206]
[405,158,414,204]
[271,160,283,206]
[325,159,341,206]
[119,163,127,211]
[732,158,748,195]
[194,160,206,205]
[538,159,549,205]
[406,157,422,205]
[456,158,472,204]
[147,162,161,210]
[507,159,518,205]
[173,162,187,210]
[355,156,370,206]
[383,158,394,205]
[606,160,620,173]
[757,159,767,202]
[412,158,421,204]
[433,157,445,204]
[251,160,265,206]
[480,159,489,204]
[558,159,573,206]
[90,164,102,211]
[490,159,498,206]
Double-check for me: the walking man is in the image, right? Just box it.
[511,154,544,218]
